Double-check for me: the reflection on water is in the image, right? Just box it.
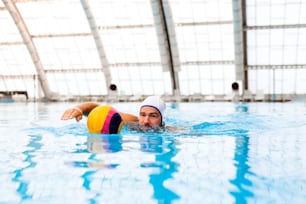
[139,134,180,203]
[87,135,122,153]
[231,104,254,202]
[230,134,254,203]
[68,135,123,170]
[11,134,42,200]
[85,133,180,203]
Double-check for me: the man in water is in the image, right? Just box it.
[61,95,166,132]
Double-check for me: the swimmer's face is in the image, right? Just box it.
[139,106,162,130]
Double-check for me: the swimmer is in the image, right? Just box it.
[61,95,175,132]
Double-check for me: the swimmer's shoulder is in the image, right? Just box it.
[119,112,139,123]
[165,125,187,133]
[123,122,187,133]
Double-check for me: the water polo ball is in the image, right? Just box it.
[87,105,123,134]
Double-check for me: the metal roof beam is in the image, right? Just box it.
[247,24,306,30]
[80,0,112,94]
[150,0,181,96]
[232,0,248,89]
[3,0,58,100]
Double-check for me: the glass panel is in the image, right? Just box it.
[34,36,100,70]
[247,0,306,26]
[171,0,235,96]
[179,65,235,95]
[111,66,171,95]
[176,24,234,62]
[47,72,107,96]
[248,28,306,65]
[0,10,22,42]
[0,46,36,75]
[296,69,306,94]
[248,70,270,93]
[90,0,154,26]
[249,68,306,95]
[101,28,160,64]
[171,0,233,22]
[17,0,90,35]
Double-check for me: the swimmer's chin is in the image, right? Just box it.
[139,125,164,133]
[127,123,164,133]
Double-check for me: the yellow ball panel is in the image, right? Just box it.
[87,106,111,134]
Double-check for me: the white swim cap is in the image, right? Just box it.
[140,96,166,126]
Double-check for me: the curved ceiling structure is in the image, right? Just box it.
[1,0,306,101]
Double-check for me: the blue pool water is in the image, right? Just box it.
[0,101,306,204]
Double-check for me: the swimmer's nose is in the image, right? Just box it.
[143,116,151,125]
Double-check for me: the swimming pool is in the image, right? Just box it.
[1,101,306,204]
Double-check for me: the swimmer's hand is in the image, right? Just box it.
[61,102,100,122]
[61,107,83,122]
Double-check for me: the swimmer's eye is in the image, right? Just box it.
[140,112,159,118]
[149,113,159,118]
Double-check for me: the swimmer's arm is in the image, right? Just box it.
[119,112,139,124]
[61,102,99,122]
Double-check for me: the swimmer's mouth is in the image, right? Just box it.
[139,125,163,132]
